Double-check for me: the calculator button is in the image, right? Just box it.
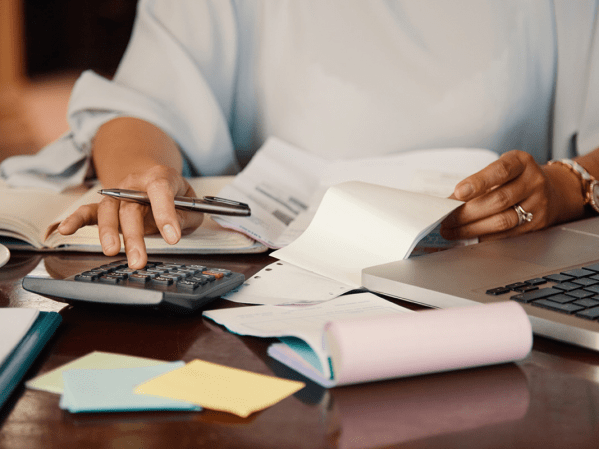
[162,273,184,281]
[99,274,126,284]
[75,272,100,282]
[170,270,192,278]
[177,280,201,291]
[114,268,137,275]
[137,270,159,278]
[153,276,174,286]
[203,270,225,279]
[189,265,207,271]
[208,268,232,276]
[163,263,186,269]
[129,274,151,283]
[189,275,209,285]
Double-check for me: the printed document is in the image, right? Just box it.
[214,137,498,249]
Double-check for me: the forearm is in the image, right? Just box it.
[92,117,183,188]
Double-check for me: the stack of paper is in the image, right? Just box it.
[60,363,201,413]
[27,351,305,417]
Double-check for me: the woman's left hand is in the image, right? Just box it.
[440,150,578,241]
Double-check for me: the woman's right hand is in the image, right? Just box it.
[58,165,204,269]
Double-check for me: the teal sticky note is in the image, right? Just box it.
[59,362,202,413]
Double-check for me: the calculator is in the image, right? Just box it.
[22,260,245,313]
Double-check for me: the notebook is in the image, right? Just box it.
[0,310,62,410]
[362,216,599,352]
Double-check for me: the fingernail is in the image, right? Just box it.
[162,224,178,244]
[455,183,473,200]
[128,248,140,267]
[102,234,116,250]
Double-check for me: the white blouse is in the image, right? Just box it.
[2,0,598,190]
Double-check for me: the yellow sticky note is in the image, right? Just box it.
[135,359,305,418]
[26,351,167,394]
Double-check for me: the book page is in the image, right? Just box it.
[0,180,84,247]
[42,176,264,253]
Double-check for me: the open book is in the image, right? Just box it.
[0,177,265,254]
[204,294,532,387]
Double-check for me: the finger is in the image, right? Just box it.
[97,197,123,257]
[118,201,149,269]
[442,198,538,241]
[453,151,527,201]
[445,168,537,229]
[441,204,521,240]
[145,179,202,244]
[57,204,99,235]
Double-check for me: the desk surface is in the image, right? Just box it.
[1,251,599,449]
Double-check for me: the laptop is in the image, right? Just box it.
[362,216,599,351]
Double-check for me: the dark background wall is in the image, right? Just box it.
[24,0,138,78]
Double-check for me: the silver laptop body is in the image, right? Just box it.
[362,216,599,351]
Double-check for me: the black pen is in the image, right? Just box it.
[98,189,251,216]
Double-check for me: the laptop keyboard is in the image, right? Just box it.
[486,262,599,320]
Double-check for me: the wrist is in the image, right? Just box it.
[542,162,587,224]
[548,159,599,214]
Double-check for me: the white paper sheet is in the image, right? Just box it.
[272,181,463,287]
[222,261,355,305]
[204,292,411,377]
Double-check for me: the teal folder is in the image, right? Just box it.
[0,311,62,410]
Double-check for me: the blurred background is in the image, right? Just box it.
[0,0,138,163]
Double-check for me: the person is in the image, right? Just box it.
[4,0,599,269]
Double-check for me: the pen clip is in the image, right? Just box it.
[202,196,250,210]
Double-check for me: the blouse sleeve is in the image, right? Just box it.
[1,0,249,191]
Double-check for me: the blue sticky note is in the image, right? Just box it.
[60,362,202,413]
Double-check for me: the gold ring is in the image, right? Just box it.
[513,204,533,226]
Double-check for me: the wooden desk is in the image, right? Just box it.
[1,251,599,448]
